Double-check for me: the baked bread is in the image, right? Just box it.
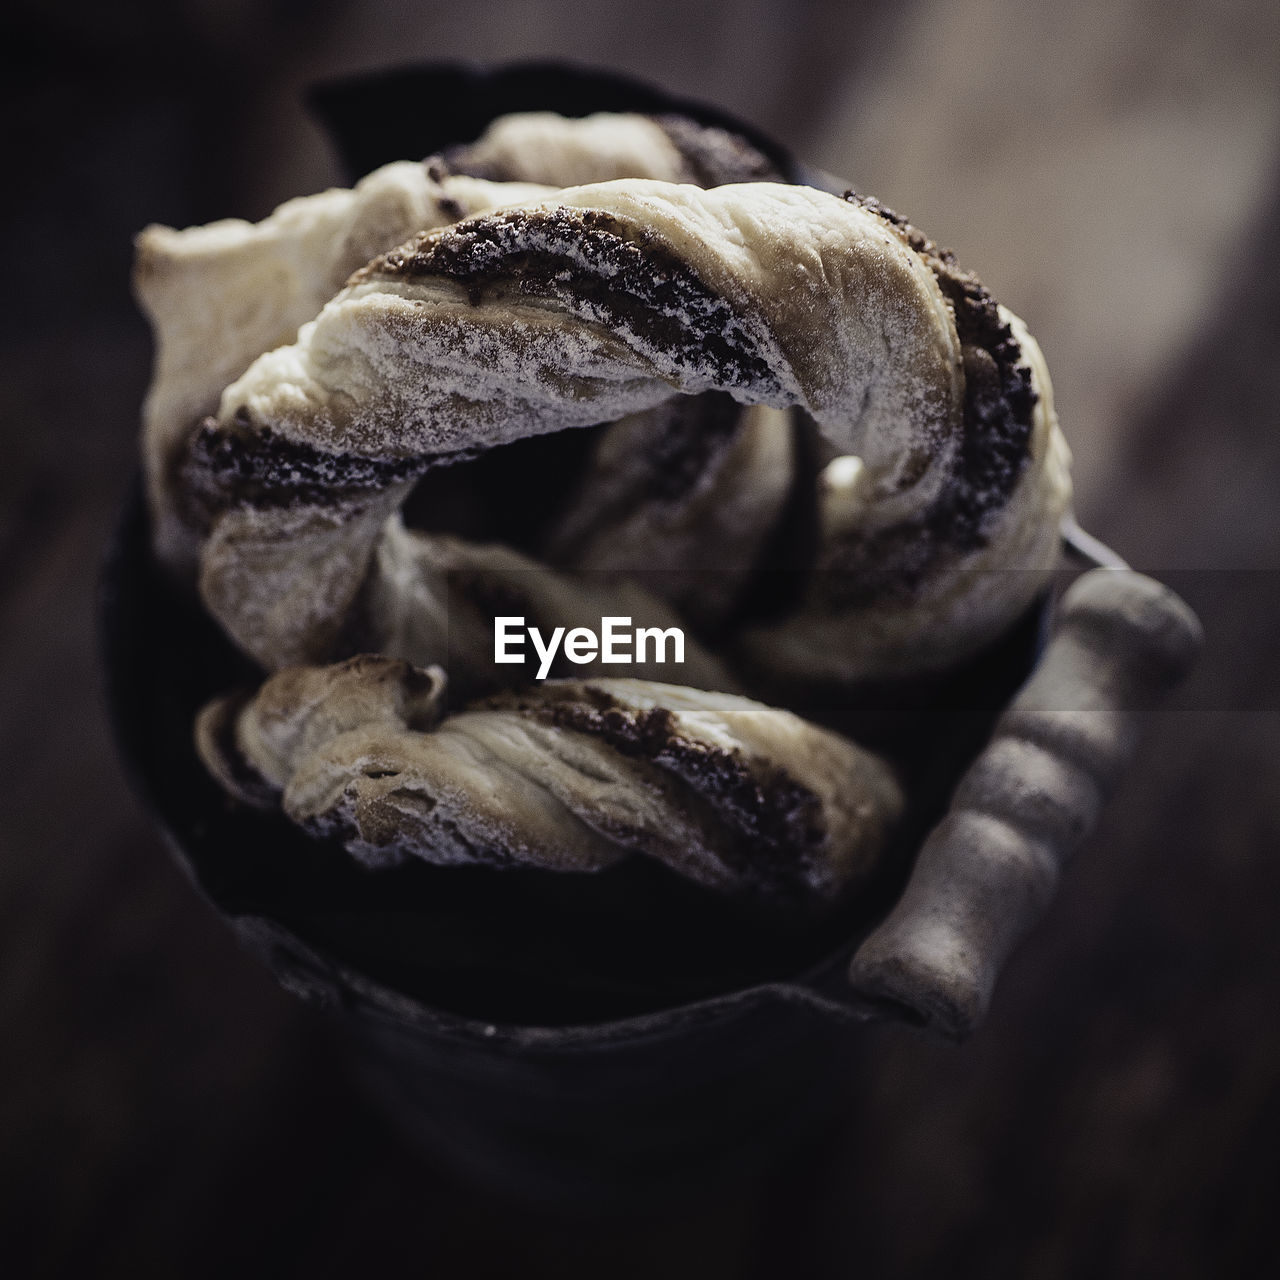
[197,657,902,900]
[134,110,779,576]
[184,179,1069,679]
[137,110,1072,903]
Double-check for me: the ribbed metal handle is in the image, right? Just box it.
[847,569,1203,1038]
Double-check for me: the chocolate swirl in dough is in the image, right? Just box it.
[138,117,1072,901]
[196,657,902,901]
[135,166,554,574]
[186,179,1068,678]
[134,110,777,577]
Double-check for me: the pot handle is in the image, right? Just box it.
[845,567,1202,1039]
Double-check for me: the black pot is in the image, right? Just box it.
[305,60,802,186]
[102,64,1050,1208]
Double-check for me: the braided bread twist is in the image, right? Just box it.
[138,111,1071,901]
[134,110,778,576]
[186,179,1068,679]
[196,656,902,901]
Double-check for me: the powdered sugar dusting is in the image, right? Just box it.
[184,174,1065,684]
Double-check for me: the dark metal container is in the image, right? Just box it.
[101,471,1046,1206]
[102,64,1198,1209]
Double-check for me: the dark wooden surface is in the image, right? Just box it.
[3,2,1279,1275]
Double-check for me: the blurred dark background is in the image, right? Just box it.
[3,1,1280,1275]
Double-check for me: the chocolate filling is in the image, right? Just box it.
[180,415,431,529]
[355,196,1035,606]
[361,207,782,395]
[652,114,781,186]
[186,179,1044,702]
[487,685,830,897]
[818,194,1039,603]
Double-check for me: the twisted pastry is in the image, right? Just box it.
[135,110,776,576]
[741,198,1072,683]
[135,164,554,573]
[139,122,1074,906]
[196,657,902,900]
[187,179,1068,678]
